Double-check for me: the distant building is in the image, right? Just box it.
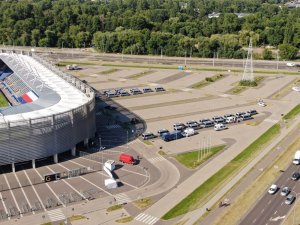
[234,13,250,18]
[285,0,300,8]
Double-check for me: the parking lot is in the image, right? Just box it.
[0,139,159,221]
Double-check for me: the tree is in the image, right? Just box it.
[278,44,299,60]
[262,48,273,60]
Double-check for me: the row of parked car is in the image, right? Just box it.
[142,109,258,142]
[103,86,166,98]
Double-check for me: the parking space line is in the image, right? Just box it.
[0,191,9,220]
[32,169,65,207]
[2,174,22,217]
[23,170,47,211]
[13,173,35,214]
[68,159,140,189]
[274,211,277,215]
[46,166,88,201]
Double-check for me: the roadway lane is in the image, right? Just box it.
[240,163,300,225]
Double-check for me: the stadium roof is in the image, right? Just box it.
[0,53,92,125]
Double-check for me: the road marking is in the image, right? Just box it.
[13,173,35,214]
[281,202,284,206]
[148,156,166,163]
[253,218,257,223]
[264,118,279,124]
[46,166,87,201]
[274,210,277,215]
[268,200,272,205]
[2,173,23,217]
[135,213,159,225]
[114,193,131,205]
[33,169,65,207]
[23,170,46,212]
[261,208,265,213]
[47,208,65,222]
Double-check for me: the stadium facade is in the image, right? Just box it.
[0,49,96,169]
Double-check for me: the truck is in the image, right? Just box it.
[119,154,135,164]
[293,151,300,165]
[161,130,182,142]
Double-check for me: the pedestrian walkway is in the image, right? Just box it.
[135,213,159,225]
[148,156,166,163]
[114,193,131,205]
[106,124,121,129]
[47,208,65,222]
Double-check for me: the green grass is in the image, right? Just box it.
[127,70,154,79]
[162,124,280,220]
[143,140,153,145]
[56,61,96,66]
[41,223,52,225]
[191,74,225,89]
[0,92,8,107]
[283,104,300,120]
[68,215,86,222]
[174,145,226,169]
[100,68,119,75]
[107,204,123,212]
[228,85,247,94]
[229,76,264,94]
[116,216,133,223]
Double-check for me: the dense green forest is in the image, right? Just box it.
[0,0,299,59]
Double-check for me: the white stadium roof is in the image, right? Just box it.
[0,53,92,124]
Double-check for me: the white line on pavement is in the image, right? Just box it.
[2,174,22,217]
[0,189,9,219]
[23,170,46,211]
[268,200,272,205]
[32,169,65,207]
[46,166,87,201]
[253,218,257,223]
[261,208,265,213]
[13,173,35,214]
[274,210,277,215]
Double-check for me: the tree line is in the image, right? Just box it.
[0,0,299,59]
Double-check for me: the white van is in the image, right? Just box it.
[214,123,227,131]
[226,116,236,123]
[181,128,195,137]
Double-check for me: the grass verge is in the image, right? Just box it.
[107,204,123,212]
[41,223,52,225]
[133,197,152,209]
[100,68,119,75]
[68,215,86,222]
[228,76,264,95]
[174,145,226,169]
[162,124,280,220]
[0,92,8,107]
[116,216,133,223]
[283,104,300,120]
[212,130,300,225]
[143,140,153,145]
[56,61,96,66]
[127,70,154,79]
[191,74,225,89]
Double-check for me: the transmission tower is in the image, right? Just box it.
[241,38,254,81]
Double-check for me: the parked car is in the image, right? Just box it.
[130,88,143,95]
[258,101,266,107]
[224,113,234,118]
[292,86,300,92]
[119,154,135,164]
[188,122,201,130]
[268,184,278,194]
[201,121,214,128]
[280,187,291,196]
[214,118,226,124]
[241,113,253,121]
[181,128,195,137]
[173,123,186,131]
[106,92,118,98]
[155,86,165,92]
[226,116,236,123]
[119,90,130,96]
[285,194,295,205]
[291,172,300,181]
[214,123,227,131]
[142,132,156,140]
[212,116,223,121]
[143,87,154,93]
[236,112,246,118]
[157,129,169,136]
[199,119,212,125]
[247,109,258,115]
[161,131,182,142]
[186,120,198,126]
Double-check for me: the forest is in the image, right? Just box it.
[0,0,299,59]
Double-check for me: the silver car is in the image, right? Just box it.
[285,194,295,205]
[280,187,291,196]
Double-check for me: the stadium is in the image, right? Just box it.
[0,49,96,170]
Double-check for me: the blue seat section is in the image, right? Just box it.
[17,97,26,104]
[0,66,13,80]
